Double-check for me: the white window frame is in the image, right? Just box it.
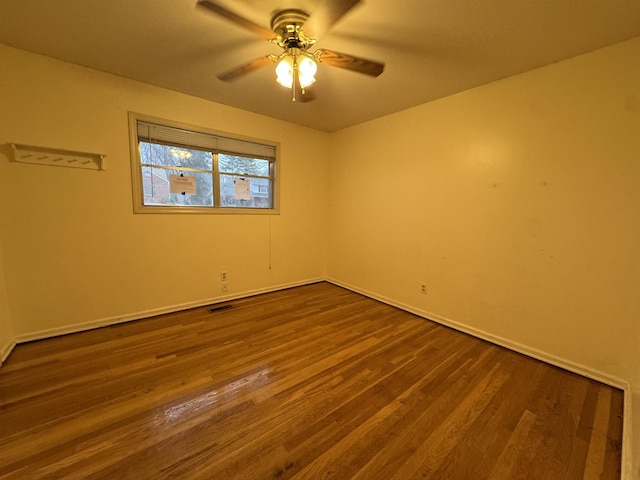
[128,112,279,214]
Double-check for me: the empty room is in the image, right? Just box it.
[0,1,639,478]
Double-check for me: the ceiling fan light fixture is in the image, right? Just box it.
[275,53,317,89]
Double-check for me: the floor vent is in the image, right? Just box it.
[208,305,233,313]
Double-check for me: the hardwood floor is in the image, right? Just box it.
[0,282,623,479]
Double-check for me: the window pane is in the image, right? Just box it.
[142,166,213,206]
[220,174,272,209]
[219,154,270,177]
[140,142,213,170]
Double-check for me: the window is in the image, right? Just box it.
[129,113,278,213]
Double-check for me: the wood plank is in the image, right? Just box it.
[583,387,613,479]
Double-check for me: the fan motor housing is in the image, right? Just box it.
[271,9,309,32]
[271,9,314,50]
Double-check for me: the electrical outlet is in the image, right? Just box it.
[221,271,227,282]
[221,282,228,292]
[420,283,427,294]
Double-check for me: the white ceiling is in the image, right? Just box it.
[1,0,639,132]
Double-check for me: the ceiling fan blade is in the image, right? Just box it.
[304,0,362,39]
[317,49,385,77]
[217,56,275,82]
[197,0,274,40]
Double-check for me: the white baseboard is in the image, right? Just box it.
[327,277,634,479]
[0,339,16,366]
[327,278,627,388]
[12,277,324,345]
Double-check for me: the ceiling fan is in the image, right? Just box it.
[196,0,385,102]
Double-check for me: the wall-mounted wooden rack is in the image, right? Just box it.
[10,143,106,171]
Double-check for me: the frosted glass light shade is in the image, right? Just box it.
[275,56,294,88]
[298,56,317,88]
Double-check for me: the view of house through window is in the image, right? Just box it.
[141,143,214,207]
[219,155,272,208]
[130,114,277,213]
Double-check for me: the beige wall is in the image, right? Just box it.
[0,44,330,338]
[327,37,640,475]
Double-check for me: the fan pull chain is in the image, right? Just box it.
[292,57,298,102]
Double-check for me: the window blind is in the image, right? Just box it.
[137,121,276,160]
